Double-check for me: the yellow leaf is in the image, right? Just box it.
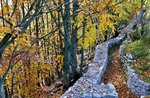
[0,25,2,32]
[4,27,11,33]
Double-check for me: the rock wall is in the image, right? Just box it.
[119,10,150,96]
[61,10,150,98]
[61,32,126,98]
[120,41,150,96]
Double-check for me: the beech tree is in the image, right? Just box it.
[0,0,43,97]
[0,0,146,97]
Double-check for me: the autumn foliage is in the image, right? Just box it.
[0,0,148,97]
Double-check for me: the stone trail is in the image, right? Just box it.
[61,10,141,98]
[101,46,137,98]
[61,32,127,98]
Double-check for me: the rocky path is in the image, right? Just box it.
[101,46,137,98]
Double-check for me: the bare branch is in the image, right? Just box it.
[0,16,13,26]
[10,0,18,18]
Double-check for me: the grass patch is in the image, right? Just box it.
[125,34,150,83]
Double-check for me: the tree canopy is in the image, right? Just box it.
[0,0,149,97]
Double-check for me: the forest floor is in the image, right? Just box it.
[101,46,137,98]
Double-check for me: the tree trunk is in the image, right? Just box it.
[35,17,39,46]
[80,18,86,75]
[63,0,71,81]
[71,0,79,76]
[1,0,5,26]
[0,77,5,98]
[95,18,100,43]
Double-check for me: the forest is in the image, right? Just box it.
[0,0,150,98]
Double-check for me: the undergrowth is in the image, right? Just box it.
[125,34,150,83]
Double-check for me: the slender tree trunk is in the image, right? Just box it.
[80,18,86,75]
[63,0,71,81]
[6,0,10,17]
[95,18,100,43]
[10,74,14,98]
[46,13,49,30]
[21,3,25,18]
[71,0,79,76]
[0,77,5,98]
[1,0,5,26]
[42,14,45,30]
[35,17,39,46]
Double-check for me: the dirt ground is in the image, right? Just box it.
[101,46,137,98]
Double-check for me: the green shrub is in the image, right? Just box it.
[130,31,140,41]
[125,34,150,83]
